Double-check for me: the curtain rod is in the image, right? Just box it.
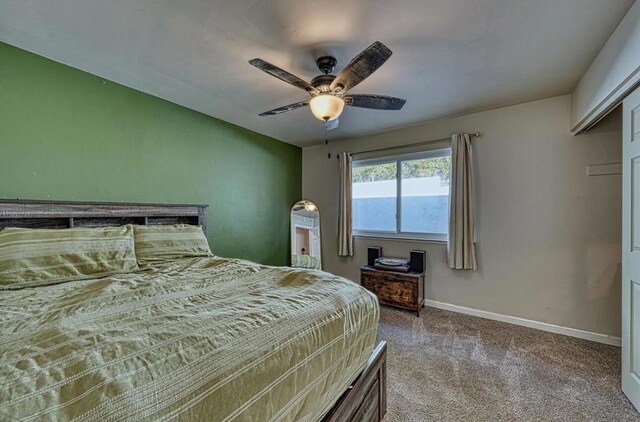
[350,132,481,157]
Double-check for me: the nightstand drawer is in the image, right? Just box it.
[360,266,424,316]
[362,269,417,287]
[362,277,416,309]
[361,268,420,308]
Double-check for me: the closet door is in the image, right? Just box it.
[622,85,640,411]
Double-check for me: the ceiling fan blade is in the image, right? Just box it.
[249,58,318,95]
[344,94,406,110]
[330,41,392,93]
[259,100,309,116]
[324,118,339,130]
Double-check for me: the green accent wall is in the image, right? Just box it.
[0,42,301,265]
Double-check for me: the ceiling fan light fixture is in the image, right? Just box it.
[309,94,344,122]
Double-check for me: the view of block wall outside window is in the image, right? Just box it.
[352,148,451,241]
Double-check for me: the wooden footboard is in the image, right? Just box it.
[322,341,387,422]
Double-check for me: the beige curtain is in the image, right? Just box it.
[338,152,353,257]
[448,133,477,270]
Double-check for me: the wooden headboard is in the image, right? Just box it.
[0,200,208,234]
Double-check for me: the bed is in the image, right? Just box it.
[0,200,386,422]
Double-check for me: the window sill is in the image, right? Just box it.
[353,233,447,245]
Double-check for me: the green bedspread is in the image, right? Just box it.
[0,257,379,421]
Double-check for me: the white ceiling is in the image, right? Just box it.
[0,0,634,147]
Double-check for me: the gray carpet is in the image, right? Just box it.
[377,306,640,421]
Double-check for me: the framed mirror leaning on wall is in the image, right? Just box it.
[290,200,322,270]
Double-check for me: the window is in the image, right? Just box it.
[352,147,451,241]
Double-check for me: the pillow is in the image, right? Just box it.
[0,225,138,289]
[133,224,212,262]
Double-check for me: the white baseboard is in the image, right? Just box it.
[423,299,621,347]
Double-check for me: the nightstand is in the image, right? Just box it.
[360,266,424,317]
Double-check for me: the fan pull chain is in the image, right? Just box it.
[326,126,331,159]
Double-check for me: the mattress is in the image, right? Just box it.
[0,257,379,421]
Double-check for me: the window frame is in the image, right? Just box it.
[351,147,452,242]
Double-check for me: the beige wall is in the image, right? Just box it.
[303,95,623,337]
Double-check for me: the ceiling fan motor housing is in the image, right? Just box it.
[310,74,336,92]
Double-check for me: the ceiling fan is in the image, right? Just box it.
[249,41,406,130]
